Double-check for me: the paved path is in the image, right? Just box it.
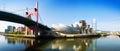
[3,34,35,38]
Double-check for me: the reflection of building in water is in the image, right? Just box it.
[85,39,97,51]
[6,37,53,51]
[6,37,98,51]
[92,39,97,51]
[52,38,93,51]
[6,37,34,48]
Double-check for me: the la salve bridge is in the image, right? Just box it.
[0,2,102,38]
[0,2,54,38]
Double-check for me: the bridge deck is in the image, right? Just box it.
[0,11,51,30]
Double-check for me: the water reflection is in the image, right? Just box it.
[52,38,96,51]
[6,37,34,48]
[106,35,120,38]
[5,36,99,51]
[2,35,120,51]
[5,37,53,51]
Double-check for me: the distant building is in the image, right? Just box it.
[5,26,16,33]
[52,24,78,34]
[8,26,13,31]
[5,29,9,33]
[52,20,93,34]
[5,25,34,34]
[15,26,26,34]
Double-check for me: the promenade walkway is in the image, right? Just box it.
[3,34,35,38]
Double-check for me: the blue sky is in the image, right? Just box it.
[0,0,120,32]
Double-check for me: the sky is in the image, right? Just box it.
[0,0,120,32]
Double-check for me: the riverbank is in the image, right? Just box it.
[3,34,35,38]
[2,33,107,38]
[55,33,101,38]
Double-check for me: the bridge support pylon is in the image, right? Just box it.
[35,24,39,37]
[25,27,28,35]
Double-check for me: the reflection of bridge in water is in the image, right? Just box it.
[6,37,54,51]
[6,37,99,51]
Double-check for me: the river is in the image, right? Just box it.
[0,35,120,51]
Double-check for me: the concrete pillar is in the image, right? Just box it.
[31,30,33,35]
[35,28,38,37]
[25,27,28,35]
